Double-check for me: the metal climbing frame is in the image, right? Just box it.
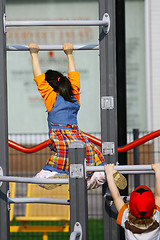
[0,142,156,240]
[0,0,111,239]
[0,0,133,239]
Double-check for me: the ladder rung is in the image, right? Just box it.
[6,44,99,51]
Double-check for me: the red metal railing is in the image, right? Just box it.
[8,130,160,153]
[8,139,50,153]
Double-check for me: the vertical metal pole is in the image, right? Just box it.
[69,141,88,240]
[116,0,127,168]
[133,129,140,188]
[116,1,127,239]
[99,0,118,162]
[99,0,119,239]
[0,0,10,240]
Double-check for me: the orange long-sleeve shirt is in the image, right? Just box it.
[34,71,80,112]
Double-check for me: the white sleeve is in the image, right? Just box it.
[121,208,129,228]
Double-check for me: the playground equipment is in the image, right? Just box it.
[0,0,112,238]
[0,0,156,239]
[0,141,157,240]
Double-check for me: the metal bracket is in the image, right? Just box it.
[101,96,114,110]
[70,164,84,178]
[74,222,82,240]
[102,142,115,155]
[3,13,7,34]
[70,222,82,240]
[0,166,3,187]
[7,190,10,211]
[84,159,87,180]
[102,13,110,34]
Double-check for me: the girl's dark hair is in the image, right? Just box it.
[45,70,76,103]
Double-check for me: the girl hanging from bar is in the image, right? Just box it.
[29,42,106,190]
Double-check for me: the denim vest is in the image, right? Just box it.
[48,94,80,130]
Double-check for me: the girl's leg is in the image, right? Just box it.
[35,169,58,179]
[36,169,106,190]
[35,169,68,190]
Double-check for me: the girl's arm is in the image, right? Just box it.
[29,43,42,78]
[29,43,56,112]
[104,164,125,212]
[63,43,76,72]
[152,163,160,207]
[63,43,80,105]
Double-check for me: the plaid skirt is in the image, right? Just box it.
[46,128,105,172]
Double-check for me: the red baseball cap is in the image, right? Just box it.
[129,185,155,218]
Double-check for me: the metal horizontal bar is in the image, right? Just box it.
[117,170,154,174]
[5,19,108,27]
[6,44,99,51]
[0,176,69,184]
[8,197,70,205]
[86,164,154,174]
[115,164,153,171]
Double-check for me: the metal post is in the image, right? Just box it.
[116,1,127,237]
[99,0,119,239]
[0,0,10,239]
[99,0,118,163]
[69,141,88,240]
[133,129,140,187]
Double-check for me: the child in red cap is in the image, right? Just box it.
[104,163,160,239]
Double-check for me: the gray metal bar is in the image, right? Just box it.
[69,141,88,240]
[5,19,108,27]
[115,164,152,171]
[86,164,154,174]
[86,164,153,172]
[0,0,10,239]
[8,197,69,205]
[6,44,99,51]
[113,171,154,174]
[0,176,69,184]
